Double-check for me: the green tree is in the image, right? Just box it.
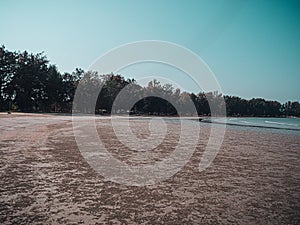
[0,46,17,111]
[12,51,49,112]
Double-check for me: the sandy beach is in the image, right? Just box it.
[0,113,299,224]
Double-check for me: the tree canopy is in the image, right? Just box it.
[0,45,299,117]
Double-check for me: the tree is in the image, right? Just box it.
[43,65,63,112]
[0,45,17,111]
[11,51,49,112]
[0,45,299,117]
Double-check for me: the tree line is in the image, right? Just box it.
[0,45,299,117]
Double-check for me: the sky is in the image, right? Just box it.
[0,0,299,102]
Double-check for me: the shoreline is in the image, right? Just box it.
[1,111,299,118]
[1,112,299,133]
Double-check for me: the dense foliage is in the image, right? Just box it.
[0,46,299,117]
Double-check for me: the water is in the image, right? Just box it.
[98,116,300,136]
[206,117,300,136]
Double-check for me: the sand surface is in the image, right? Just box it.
[0,113,299,224]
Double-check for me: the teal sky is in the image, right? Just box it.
[1,0,299,102]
